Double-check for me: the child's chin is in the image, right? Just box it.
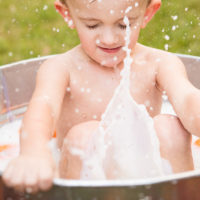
[100,60,121,68]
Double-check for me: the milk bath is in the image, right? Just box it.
[0,13,199,179]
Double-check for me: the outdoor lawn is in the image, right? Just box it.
[0,0,200,66]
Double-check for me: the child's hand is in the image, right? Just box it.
[2,153,56,194]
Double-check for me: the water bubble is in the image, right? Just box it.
[12,18,16,23]
[113,56,118,61]
[155,58,161,63]
[29,50,34,55]
[144,100,150,107]
[62,44,65,47]
[52,27,56,32]
[185,7,188,11]
[164,44,169,51]
[172,25,176,31]
[66,87,71,92]
[164,35,170,40]
[162,92,168,101]
[57,28,60,33]
[8,52,13,57]
[134,2,139,7]
[97,98,102,103]
[161,28,165,33]
[81,88,85,92]
[75,108,79,113]
[171,15,178,21]
[77,66,82,70]
[43,5,48,10]
[86,88,91,93]
[101,60,106,66]
[96,39,100,44]
[68,20,73,27]
[93,115,97,119]
[193,35,196,39]
[15,88,19,93]
[110,10,114,14]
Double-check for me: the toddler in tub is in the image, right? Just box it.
[3,0,199,193]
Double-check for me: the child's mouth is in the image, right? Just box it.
[99,46,121,54]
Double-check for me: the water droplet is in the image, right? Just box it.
[135,2,139,7]
[43,5,48,10]
[110,10,114,14]
[172,25,176,31]
[75,108,79,113]
[113,56,118,61]
[86,88,91,93]
[144,100,150,107]
[171,15,178,21]
[66,87,71,92]
[77,66,82,70]
[164,35,170,40]
[8,52,13,57]
[81,88,85,92]
[93,115,97,119]
[96,39,100,44]
[97,98,102,103]
[164,44,169,51]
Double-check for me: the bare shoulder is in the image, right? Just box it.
[136,43,183,66]
[38,46,80,74]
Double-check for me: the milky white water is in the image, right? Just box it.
[1,11,200,179]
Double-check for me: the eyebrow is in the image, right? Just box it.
[79,16,138,22]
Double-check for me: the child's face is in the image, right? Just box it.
[63,0,152,67]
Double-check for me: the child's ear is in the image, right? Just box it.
[54,1,75,29]
[141,0,161,28]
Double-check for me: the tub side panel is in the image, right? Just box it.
[179,56,200,89]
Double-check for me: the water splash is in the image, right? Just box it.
[79,9,169,180]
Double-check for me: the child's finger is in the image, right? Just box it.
[2,164,15,186]
[38,166,54,191]
[24,168,39,194]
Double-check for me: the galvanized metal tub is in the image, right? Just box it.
[0,53,200,200]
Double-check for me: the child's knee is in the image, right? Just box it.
[63,120,99,150]
[154,114,192,151]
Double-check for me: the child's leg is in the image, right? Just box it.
[154,114,194,173]
[59,120,99,179]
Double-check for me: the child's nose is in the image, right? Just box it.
[99,28,118,47]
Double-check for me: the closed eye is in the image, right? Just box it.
[119,24,132,30]
[86,24,99,29]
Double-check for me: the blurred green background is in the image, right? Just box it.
[0,0,200,66]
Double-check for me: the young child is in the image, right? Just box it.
[2,0,198,193]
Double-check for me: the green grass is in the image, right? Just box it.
[0,0,200,66]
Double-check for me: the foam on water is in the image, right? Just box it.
[1,11,200,179]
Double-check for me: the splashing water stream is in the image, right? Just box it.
[78,9,171,180]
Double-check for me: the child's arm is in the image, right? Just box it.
[156,53,200,136]
[3,55,69,193]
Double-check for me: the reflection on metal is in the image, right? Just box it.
[0,54,200,199]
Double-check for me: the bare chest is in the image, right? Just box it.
[56,65,162,138]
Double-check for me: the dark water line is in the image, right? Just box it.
[0,71,14,122]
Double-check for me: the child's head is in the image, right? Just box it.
[55,0,161,67]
